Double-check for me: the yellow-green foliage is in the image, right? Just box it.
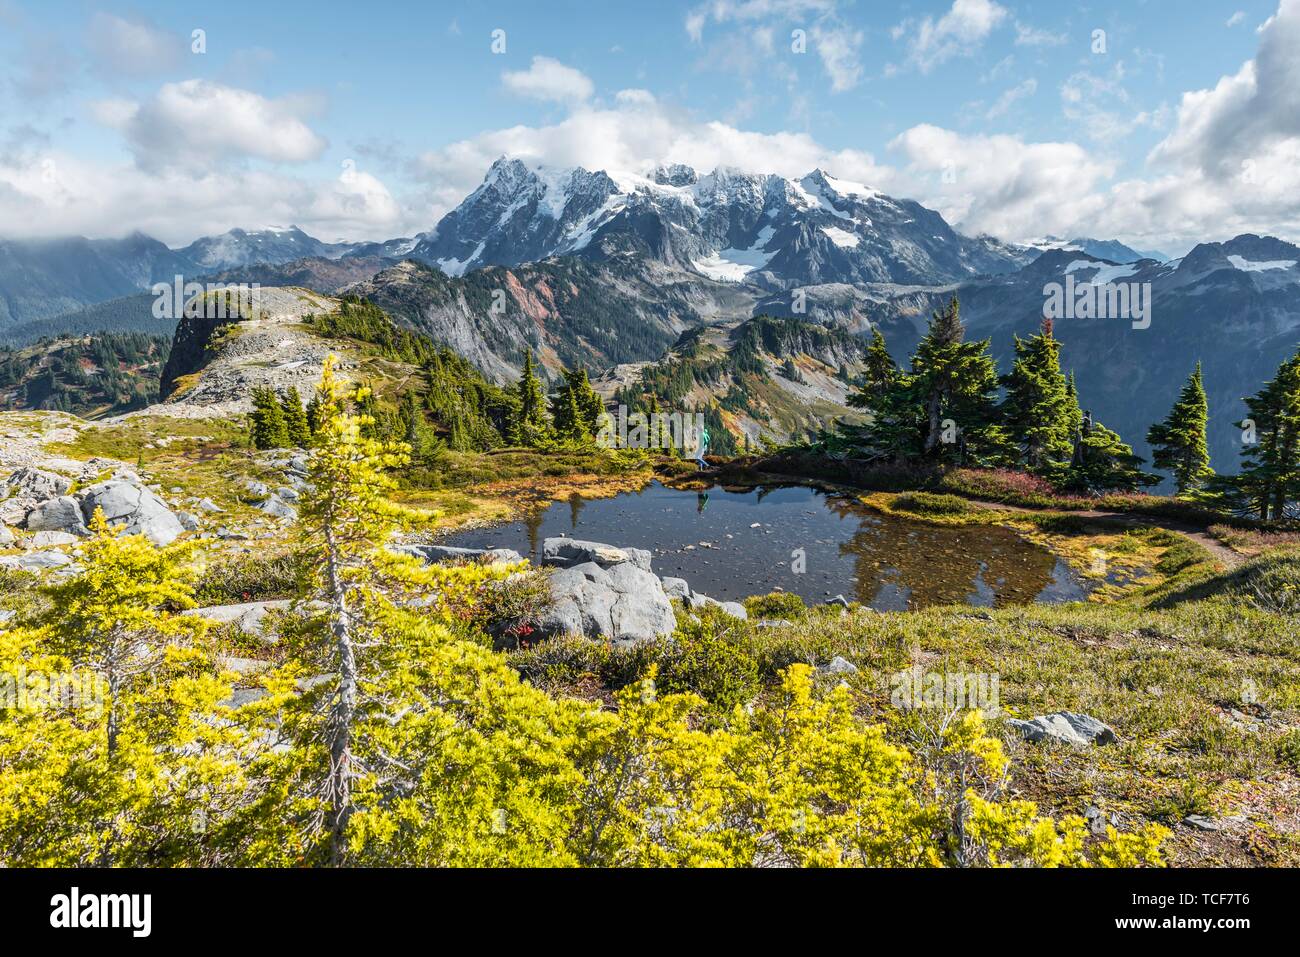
[0,360,1170,868]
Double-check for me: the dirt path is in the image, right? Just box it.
[966,499,1245,568]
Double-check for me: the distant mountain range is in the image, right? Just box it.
[3,155,1299,480]
[864,234,1300,474]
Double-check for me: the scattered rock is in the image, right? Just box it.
[818,656,858,675]
[197,498,224,513]
[0,550,74,572]
[23,496,90,537]
[0,525,14,546]
[177,511,201,531]
[257,495,298,521]
[78,480,185,546]
[684,592,748,619]
[185,600,298,641]
[4,466,71,501]
[28,530,78,548]
[1007,711,1117,747]
[393,543,524,566]
[661,576,691,600]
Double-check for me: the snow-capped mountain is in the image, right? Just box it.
[410,157,1034,288]
[176,226,367,271]
[1022,236,1170,265]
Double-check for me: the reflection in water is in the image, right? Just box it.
[443,481,1089,609]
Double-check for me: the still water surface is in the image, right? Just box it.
[443,481,1088,609]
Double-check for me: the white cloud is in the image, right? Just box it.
[887,124,1114,239]
[811,22,864,92]
[1227,10,1247,27]
[0,152,406,245]
[85,12,182,76]
[501,56,594,104]
[893,0,1010,74]
[986,78,1036,119]
[682,0,863,91]
[1059,64,1163,143]
[1014,21,1067,47]
[96,80,328,171]
[1149,0,1300,176]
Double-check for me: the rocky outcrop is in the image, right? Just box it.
[1008,712,1117,747]
[77,480,184,546]
[24,495,89,536]
[538,555,676,647]
[394,543,524,566]
[542,537,652,572]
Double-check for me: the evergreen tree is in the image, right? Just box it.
[250,386,289,449]
[908,298,1011,466]
[550,379,591,444]
[850,326,897,408]
[1232,348,1300,520]
[564,368,605,436]
[1000,320,1074,473]
[512,350,551,447]
[282,386,312,448]
[1146,362,1213,496]
[1063,411,1158,493]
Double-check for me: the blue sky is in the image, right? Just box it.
[1,0,1296,253]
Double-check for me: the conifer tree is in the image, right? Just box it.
[1146,362,1213,496]
[1064,412,1158,493]
[564,368,605,436]
[282,386,312,448]
[1000,320,1074,473]
[511,350,551,447]
[909,298,1010,465]
[1232,348,1300,520]
[250,386,289,449]
[851,326,897,409]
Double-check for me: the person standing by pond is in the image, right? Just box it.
[695,425,710,470]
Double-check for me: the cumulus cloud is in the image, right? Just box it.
[85,12,182,77]
[887,124,1114,239]
[1149,0,1300,176]
[94,80,328,170]
[1227,10,1247,27]
[892,0,1009,74]
[501,57,594,104]
[810,21,864,92]
[0,150,406,245]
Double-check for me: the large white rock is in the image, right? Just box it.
[542,537,653,572]
[24,495,90,536]
[1007,712,1117,747]
[77,481,184,546]
[539,559,676,646]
